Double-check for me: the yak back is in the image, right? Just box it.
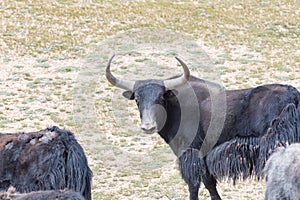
[196,82,300,145]
[233,84,300,137]
[0,126,92,200]
[165,76,300,151]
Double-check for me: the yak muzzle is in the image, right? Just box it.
[140,122,157,134]
[140,104,167,134]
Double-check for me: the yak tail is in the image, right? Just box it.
[257,103,300,177]
[51,127,92,200]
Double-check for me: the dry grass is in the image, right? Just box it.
[0,0,299,199]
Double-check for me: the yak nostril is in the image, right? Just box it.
[140,122,157,133]
[141,127,156,132]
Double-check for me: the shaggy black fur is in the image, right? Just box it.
[206,103,300,185]
[206,136,261,184]
[179,148,206,187]
[0,126,92,200]
[258,103,300,173]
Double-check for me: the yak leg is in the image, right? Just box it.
[187,183,200,200]
[178,148,205,200]
[202,172,222,200]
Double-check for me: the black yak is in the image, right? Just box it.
[0,187,85,200]
[0,126,92,200]
[264,143,300,200]
[106,55,300,200]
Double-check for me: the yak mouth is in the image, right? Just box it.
[141,126,157,134]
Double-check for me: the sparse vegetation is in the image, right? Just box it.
[0,0,299,199]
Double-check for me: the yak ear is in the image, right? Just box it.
[122,91,134,100]
[164,89,178,99]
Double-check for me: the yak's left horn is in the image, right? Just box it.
[106,55,135,91]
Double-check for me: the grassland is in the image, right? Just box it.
[0,0,299,199]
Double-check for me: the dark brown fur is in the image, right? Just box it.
[0,126,92,200]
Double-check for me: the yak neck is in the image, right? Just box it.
[158,95,181,145]
[158,84,202,157]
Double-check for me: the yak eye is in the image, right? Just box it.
[135,97,140,105]
[158,96,165,104]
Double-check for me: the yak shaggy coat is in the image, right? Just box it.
[0,126,92,200]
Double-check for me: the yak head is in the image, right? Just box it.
[106,55,190,134]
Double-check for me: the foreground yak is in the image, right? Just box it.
[0,187,85,200]
[264,143,300,200]
[0,126,92,200]
[106,55,300,200]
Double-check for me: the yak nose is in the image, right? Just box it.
[140,122,157,134]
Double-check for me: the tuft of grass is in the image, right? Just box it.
[3,58,11,62]
[55,66,80,72]
[14,65,24,69]
[36,58,48,63]
[34,63,51,68]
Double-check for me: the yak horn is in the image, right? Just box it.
[106,54,135,91]
[164,57,190,89]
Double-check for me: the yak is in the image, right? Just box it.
[264,143,300,200]
[0,126,92,200]
[0,187,85,200]
[106,55,300,200]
